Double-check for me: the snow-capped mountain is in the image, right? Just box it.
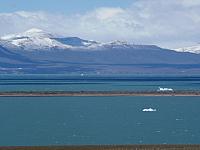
[0,28,153,51]
[1,28,200,54]
[1,28,200,74]
[0,28,72,50]
[175,44,200,54]
[0,28,104,51]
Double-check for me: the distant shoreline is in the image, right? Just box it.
[0,91,200,97]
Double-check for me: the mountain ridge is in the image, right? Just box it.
[0,28,161,51]
[0,28,200,74]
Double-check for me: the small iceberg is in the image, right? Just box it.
[157,87,173,92]
[142,108,157,112]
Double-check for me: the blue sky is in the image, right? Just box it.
[0,0,134,14]
[0,0,200,48]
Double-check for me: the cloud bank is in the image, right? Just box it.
[0,0,200,48]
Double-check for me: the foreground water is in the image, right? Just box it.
[0,96,200,145]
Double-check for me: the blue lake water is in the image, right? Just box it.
[0,74,200,91]
[0,96,200,145]
[0,74,200,145]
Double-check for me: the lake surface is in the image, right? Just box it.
[0,74,200,92]
[0,75,200,145]
[0,96,200,146]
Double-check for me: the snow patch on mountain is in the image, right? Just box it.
[0,28,72,50]
[175,44,200,54]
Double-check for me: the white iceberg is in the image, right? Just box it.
[157,87,173,92]
[142,108,157,112]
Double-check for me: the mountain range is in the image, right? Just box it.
[0,28,200,74]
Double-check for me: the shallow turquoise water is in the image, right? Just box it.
[0,96,200,145]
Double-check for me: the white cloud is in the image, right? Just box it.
[93,7,124,20]
[0,0,200,48]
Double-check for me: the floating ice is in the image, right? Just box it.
[157,87,173,92]
[142,108,157,112]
